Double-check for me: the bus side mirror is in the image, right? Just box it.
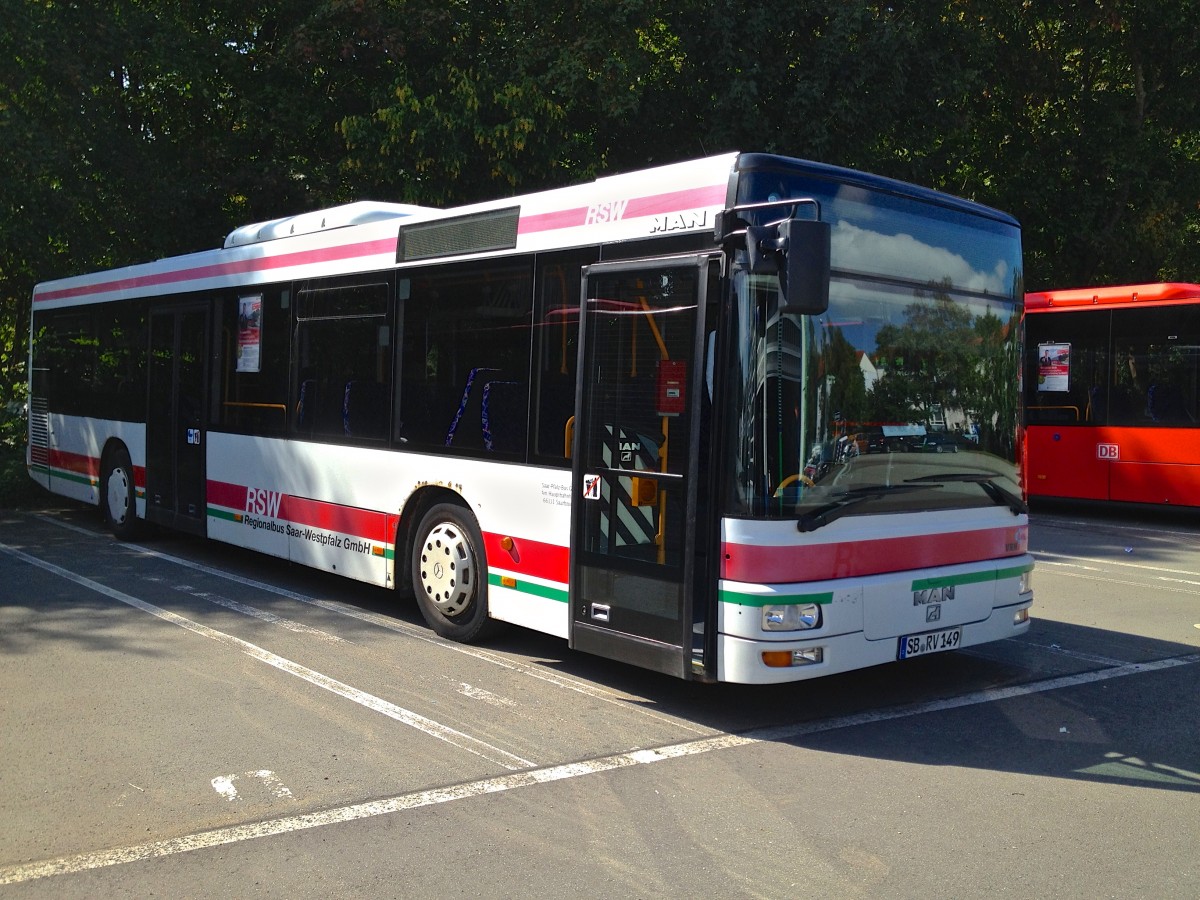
[746,218,831,316]
[780,218,830,315]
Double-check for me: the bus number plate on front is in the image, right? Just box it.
[898,626,962,660]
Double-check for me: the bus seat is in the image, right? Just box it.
[445,367,498,446]
[343,380,388,438]
[1147,383,1192,423]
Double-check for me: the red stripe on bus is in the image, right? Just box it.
[34,237,397,304]
[517,184,728,235]
[287,496,391,543]
[206,480,249,511]
[721,527,1027,583]
[482,532,569,584]
[47,448,100,478]
[206,480,391,544]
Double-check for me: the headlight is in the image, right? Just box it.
[1018,568,1033,594]
[762,602,821,631]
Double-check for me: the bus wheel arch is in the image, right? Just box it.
[100,440,140,540]
[406,493,497,643]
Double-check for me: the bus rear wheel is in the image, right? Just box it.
[101,446,140,540]
[411,503,495,643]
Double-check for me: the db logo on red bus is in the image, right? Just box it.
[1097,443,1120,460]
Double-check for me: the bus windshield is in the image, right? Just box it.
[724,168,1024,520]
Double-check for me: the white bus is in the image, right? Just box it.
[28,152,1033,683]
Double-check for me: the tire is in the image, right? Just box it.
[411,503,495,643]
[100,446,140,540]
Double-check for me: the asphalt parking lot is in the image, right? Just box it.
[0,498,1197,898]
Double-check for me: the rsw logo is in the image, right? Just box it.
[246,487,283,518]
[585,200,629,225]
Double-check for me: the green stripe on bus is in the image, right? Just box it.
[912,563,1033,591]
[488,573,569,604]
[50,469,97,487]
[719,589,834,607]
[206,506,394,559]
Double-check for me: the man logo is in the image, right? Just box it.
[926,604,942,623]
[913,586,954,605]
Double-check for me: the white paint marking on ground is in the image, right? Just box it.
[1007,639,1130,667]
[1035,549,1200,579]
[456,682,517,707]
[33,514,712,736]
[1,654,1195,886]
[0,541,533,773]
[1037,568,1200,598]
[1157,576,1200,588]
[1035,560,1104,572]
[176,585,350,644]
[211,771,294,802]
[211,776,239,802]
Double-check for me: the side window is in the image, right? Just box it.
[294,276,393,442]
[1025,311,1110,426]
[215,288,291,435]
[531,250,595,464]
[396,260,532,457]
[39,311,94,416]
[1110,307,1200,427]
[35,304,147,420]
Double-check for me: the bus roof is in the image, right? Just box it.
[33,152,741,308]
[1026,282,1200,311]
[33,150,1017,309]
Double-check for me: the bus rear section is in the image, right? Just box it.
[1025,282,1200,507]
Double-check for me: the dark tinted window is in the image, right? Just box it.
[1026,305,1200,428]
[532,250,595,463]
[33,302,147,421]
[214,288,291,435]
[395,261,532,457]
[294,277,393,442]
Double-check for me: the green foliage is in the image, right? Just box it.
[1,0,1198,417]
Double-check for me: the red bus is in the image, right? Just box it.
[1024,282,1200,506]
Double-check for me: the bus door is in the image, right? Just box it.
[570,254,717,679]
[145,303,209,536]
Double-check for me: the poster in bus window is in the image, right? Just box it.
[1037,342,1069,391]
[237,294,263,373]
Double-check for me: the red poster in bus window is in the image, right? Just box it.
[1037,342,1069,391]
[237,294,263,373]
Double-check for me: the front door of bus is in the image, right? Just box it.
[570,254,716,679]
[145,304,208,536]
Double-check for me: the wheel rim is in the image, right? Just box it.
[107,466,131,525]
[418,522,475,617]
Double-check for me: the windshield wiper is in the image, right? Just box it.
[904,473,1028,516]
[795,484,931,533]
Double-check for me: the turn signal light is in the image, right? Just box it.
[762,648,824,668]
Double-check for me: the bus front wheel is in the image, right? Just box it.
[101,447,140,540]
[411,503,495,643]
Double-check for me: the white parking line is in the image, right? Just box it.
[1,653,1195,886]
[1034,549,1200,579]
[0,541,534,772]
[33,514,714,736]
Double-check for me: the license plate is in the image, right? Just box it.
[898,626,962,660]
